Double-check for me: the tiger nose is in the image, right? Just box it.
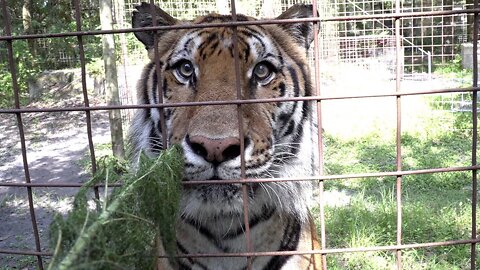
[186,135,245,164]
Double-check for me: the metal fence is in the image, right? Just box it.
[0,0,478,270]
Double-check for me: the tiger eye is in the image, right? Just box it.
[253,63,271,81]
[177,61,194,78]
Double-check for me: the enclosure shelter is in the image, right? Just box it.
[0,0,479,269]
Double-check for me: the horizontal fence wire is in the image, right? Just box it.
[1,9,480,41]
[1,237,479,258]
[0,1,479,270]
[0,87,479,114]
[1,165,480,187]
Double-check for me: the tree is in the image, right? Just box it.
[99,0,125,159]
[22,0,35,56]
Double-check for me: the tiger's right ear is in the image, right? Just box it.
[276,5,318,50]
[132,2,178,50]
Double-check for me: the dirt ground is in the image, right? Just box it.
[0,78,112,269]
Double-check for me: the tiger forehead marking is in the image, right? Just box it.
[169,27,279,79]
[130,2,322,269]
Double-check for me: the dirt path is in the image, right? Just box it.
[0,82,112,269]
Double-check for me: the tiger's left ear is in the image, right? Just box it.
[276,4,318,49]
[132,2,178,50]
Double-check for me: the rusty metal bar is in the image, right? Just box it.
[229,0,253,268]
[3,165,479,187]
[73,0,99,203]
[394,0,403,268]
[0,1,44,269]
[1,9,480,42]
[1,86,479,114]
[166,237,480,258]
[471,0,479,269]
[311,0,327,269]
[2,237,479,258]
[149,0,168,150]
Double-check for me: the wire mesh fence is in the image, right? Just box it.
[0,0,479,269]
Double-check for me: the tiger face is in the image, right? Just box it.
[130,3,321,269]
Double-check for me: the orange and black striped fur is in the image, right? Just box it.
[129,3,321,269]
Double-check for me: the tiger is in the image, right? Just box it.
[129,2,322,270]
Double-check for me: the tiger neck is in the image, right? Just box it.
[176,209,302,256]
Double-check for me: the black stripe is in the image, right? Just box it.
[179,261,192,270]
[176,242,194,269]
[208,41,219,57]
[278,82,286,97]
[239,26,264,38]
[262,216,301,270]
[142,62,156,120]
[196,14,249,24]
[224,205,276,239]
[177,242,210,270]
[244,45,250,62]
[198,34,217,59]
[287,66,300,97]
[152,70,158,103]
[238,29,266,54]
[289,125,303,156]
[283,120,295,137]
[152,72,166,143]
[184,162,197,168]
[181,217,229,252]
[288,67,301,126]
[183,36,195,51]
[299,65,311,97]
[164,108,173,121]
[195,14,251,24]
[276,67,302,138]
[277,51,285,65]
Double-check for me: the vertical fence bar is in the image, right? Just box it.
[394,0,403,269]
[470,1,478,269]
[73,0,99,200]
[149,0,168,150]
[0,1,44,269]
[148,1,169,265]
[311,0,327,269]
[230,1,253,268]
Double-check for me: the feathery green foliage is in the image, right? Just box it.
[48,146,183,270]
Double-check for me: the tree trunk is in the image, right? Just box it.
[99,0,125,159]
[22,0,36,55]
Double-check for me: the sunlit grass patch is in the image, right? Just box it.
[317,184,477,269]
[318,105,478,268]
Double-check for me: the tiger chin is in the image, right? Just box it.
[129,2,322,270]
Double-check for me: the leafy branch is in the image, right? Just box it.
[48,146,183,270]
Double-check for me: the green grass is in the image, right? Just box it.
[317,107,479,269]
[433,55,473,87]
